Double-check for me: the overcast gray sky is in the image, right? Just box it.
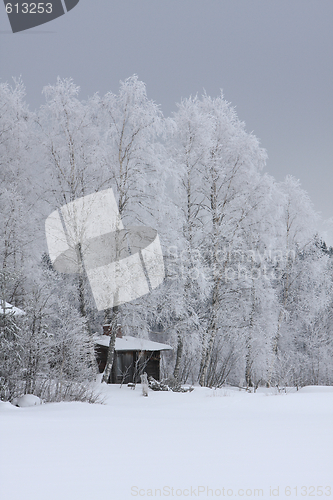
[1,1,332,241]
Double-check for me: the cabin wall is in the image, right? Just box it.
[95,346,161,384]
[144,352,160,380]
[95,345,107,374]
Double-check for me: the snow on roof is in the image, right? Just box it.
[94,335,172,352]
[0,301,25,316]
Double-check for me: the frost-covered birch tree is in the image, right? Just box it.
[267,176,321,386]
[193,93,267,386]
[0,79,36,308]
[93,76,165,383]
[37,78,104,328]
[164,98,211,381]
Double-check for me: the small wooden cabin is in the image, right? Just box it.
[95,327,172,384]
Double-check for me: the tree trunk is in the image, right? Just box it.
[173,333,183,380]
[76,242,91,334]
[199,162,220,387]
[245,344,253,388]
[199,281,218,386]
[102,306,119,384]
[245,275,256,389]
[199,323,215,386]
[267,309,284,387]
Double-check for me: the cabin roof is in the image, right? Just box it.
[0,301,25,316]
[94,335,172,352]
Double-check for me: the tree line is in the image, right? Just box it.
[1,75,333,400]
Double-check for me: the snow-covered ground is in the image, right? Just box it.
[1,384,333,500]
